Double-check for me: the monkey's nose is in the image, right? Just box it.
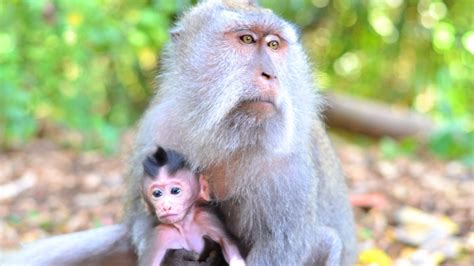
[161,205,172,212]
[261,71,276,80]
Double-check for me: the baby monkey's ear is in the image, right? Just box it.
[198,174,211,201]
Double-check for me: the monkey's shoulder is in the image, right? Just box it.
[193,204,228,238]
[194,204,223,226]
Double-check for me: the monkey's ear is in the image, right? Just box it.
[169,25,183,43]
[153,146,168,166]
[235,0,259,6]
[248,0,259,6]
[198,174,211,201]
[219,0,259,6]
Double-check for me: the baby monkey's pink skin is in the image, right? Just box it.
[142,166,245,266]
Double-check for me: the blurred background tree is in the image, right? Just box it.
[0,0,472,162]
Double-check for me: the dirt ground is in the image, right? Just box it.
[0,134,473,265]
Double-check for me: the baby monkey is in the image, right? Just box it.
[141,146,245,266]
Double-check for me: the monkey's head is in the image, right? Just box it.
[142,146,210,224]
[159,0,321,162]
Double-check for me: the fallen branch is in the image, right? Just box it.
[323,92,435,139]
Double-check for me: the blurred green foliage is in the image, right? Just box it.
[1,0,195,153]
[379,137,418,159]
[1,0,472,160]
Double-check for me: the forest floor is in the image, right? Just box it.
[0,133,473,265]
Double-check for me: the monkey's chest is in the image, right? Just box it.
[178,230,205,254]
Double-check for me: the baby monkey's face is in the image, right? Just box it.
[144,168,201,224]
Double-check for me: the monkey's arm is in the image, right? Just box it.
[306,226,343,266]
[201,212,245,266]
[143,226,184,266]
[311,120,357,265]
[206,229,245,266]
[243,226,342,266]
[3,224,137,266]
[218,238,246,266]
[146,248,167,266]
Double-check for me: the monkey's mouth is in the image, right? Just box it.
[159,213,178,220]
[236,97,277,119]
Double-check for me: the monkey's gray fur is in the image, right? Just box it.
[125,0,357,265]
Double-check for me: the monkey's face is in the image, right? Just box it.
[223,31,286,122]
[144,169,200,224]
[162,2,317,156]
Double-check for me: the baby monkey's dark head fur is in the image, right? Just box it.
[143,146,193,178]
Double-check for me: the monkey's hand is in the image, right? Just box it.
[229,258,246,266]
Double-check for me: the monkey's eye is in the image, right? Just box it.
[268,40,279,50]
[152,189,163,198]
[240,34,255,44]
[170,187,181,195]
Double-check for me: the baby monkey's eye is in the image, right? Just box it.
[152,189,163,198]
[240,34,255,44]
[268,40,279,50]
[170,187,181,195]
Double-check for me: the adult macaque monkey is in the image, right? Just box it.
[4,0,355,265]
[126,0,356,265]
[140,146,245,266]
